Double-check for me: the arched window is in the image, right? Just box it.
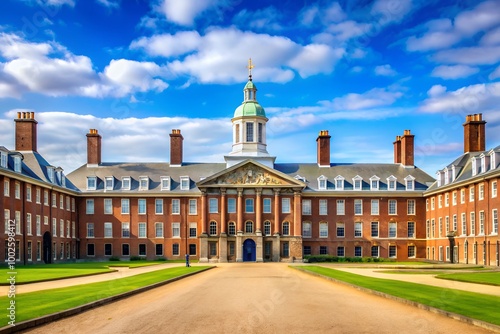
[245,221,253,233]
[264,221,271,236]
[228,222,236,236]
[282,221,290,236]
[209,221,217,236]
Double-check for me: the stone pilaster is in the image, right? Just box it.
[219,234,228,263]
[272,234,280,262]
[199,234,208,263]
[236,233,243,262]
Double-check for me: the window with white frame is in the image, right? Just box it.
[60,195,64,209]
[493,209,498,235]
[209,221,217,236]
[354,222,362,237]
[408,221,415,238]
[387,176,397,190]
[36,215,41,236]
[14,211,20,234]
[461,213,466,236]
[453,214,457,232]
[13,156,21,173]
[228,222,236,236]
[105,177,114,191]
[245,198,254,213]
[160,176,170,191]
[86,199,94,214]
[389,245,397,258]
[245,221,253,233]
[337,246,345,257]
[371,199,379,215]
[138,223,147,238]
[263,198,271,213]
[319,222,328,237]
[246,122,254,142]
[189,199,197,214]
[431,197,435,210]
[336,222,345,237]
[227,198,236,213]
[438,195,442,208]
[407,199,415,215]
[121,177,131,190]
[370,176,380,190]
[209,198,218,213]
[121,198,130,214]
[87,223,94,238]
[155,223,164,238]
[460,189,465,203]
[138,199,146,214]
[172,222,180,237]
[0,151,7,168]
[264,221,271,236]
[319,199,328,215]
[59,219,64,238]
[388,200,397,215]
[371,246,379,257]
[15,183,20,199]
[408,245,416,258]
[371,222,379,237]
[155,199,163,214]
[87,176,97,190]
[180,176,190,190]
[189,222,197,237]
[444,193,449,206]
[355,246,362,257]
[172,199,180,214]
[104,222,113,238]
[26,185,31,202]
[492,181,497,198]
[122,222,130,238]
[336,200,345,215]
[302,222,311,237]
[282,221,290,236]
[354,199,362,215]
[352,175,362,190]
[139,176,149,190]
[479,211,485,235]
[26,213,32,235]
[452,191,457,205]
[405,175,415,191]
[472,157,477,176]
[389,222,397,238]
[302,199,311,215]
[4,180,9,197]
[104,198,112,214]
[281,198,290,213]
[334,176,344,190]
[470,212,475,235]
[491,152,497,169]
[469,186,475,202]
[318,175,327,190]
[479,184,484,200]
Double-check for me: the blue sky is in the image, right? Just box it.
[1,0,500,176]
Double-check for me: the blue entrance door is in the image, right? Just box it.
[243,239,256,262]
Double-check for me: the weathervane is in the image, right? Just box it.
[247,58,254,81]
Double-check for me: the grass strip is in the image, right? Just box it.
[437,272,500,286]
[294,266,500,326]
[0,266,210,327]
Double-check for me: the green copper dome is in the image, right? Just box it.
[234,101,266,118]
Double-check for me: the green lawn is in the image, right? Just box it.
[0,261,169,284]
[294,266,500,326]
[437,272,500,286]
[0,266,210,327]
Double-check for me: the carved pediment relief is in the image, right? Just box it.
[215,165,285,185]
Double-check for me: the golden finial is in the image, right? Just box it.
[247,58,254,81]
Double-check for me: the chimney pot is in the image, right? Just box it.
[86,128,102,165]
[316,130,331,167]
[463,114,486,153]
[14,111,38,152]
[170,129,184,166]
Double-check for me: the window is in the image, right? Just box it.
[479,184,484,200]
[122,222,130,238]
[258,123,263,143]
[160,176,170,191]
[173,243,180,256]
[26,213,32,235]
[13,156,22,173]
[87,176,97,190]
[389,245,397,258]
[66,197,70,211]
[302,222,311,237]
[228,222,236,236]
[156,244,163,256]
[371,222,379,237]
[189,223,197,237]
[336,222,344,237]
[138,223,147,238]
[264,221,271,236]
[104,244,112,256]
[245,198,254,213]
[104,198,112,214]
[138,199,146,214]
[319,199,328,215]
[388,200,397,215]
[438,195,442,208]
[0,151,6,168]
[354,199,362,215]
[121,199,130,214]
[389,222,397,238]
[283,242,290,257]
[36,215,41,236]
[336,200,345,215]
[122,244,130,256]
[469,187,475,202]
[122,177,131,190]
[493,209,498,235]
[387,176,397,190]
[316,245,326,255]
[431,219,435,238]
[337,247,345,257]
[453,214,458,232]
[4,180,9,197]
[246,122,254,142]
[370,176,380,190]
[155,223,164,238]
[235,123,240,143]
[104,222,113,238]
[302,200,311,215]
[87,223,94,238]
[319,222,328,238]
[461,213,466,236]
[227,198,236,213]
[371,246,379,257]
[438,217,443,237]
[303,246,311,256]
[371,199,379,215]
[281,198,290,213]
[15,183,20,199]
[470,212,476,235]
[172,199,180,214]
[155,199,163,214]
[180,176,190,190]
[335,176,344,190]
[408,245,416,258]
[355,246,362,257]
[139,176,149,190]
[209,221,217,236]
[209,198,218,213]
[263,198,271,213]
[460,189,465,203]
[408,222,415,238]
[445,193,449,206]
[26,186,32,202]
[282,221,290,236]
[492,181,497,198]
[431,197,435,210]
[245,221,253,233]
[405,175,415,191]
[59,219,64,237]
[172,223,180,238]
[86,199,94,214]
[105,177,114,191]
[60,195,64,209]
[407,200,415,215]
[478,211,485,235]
[353,175,362,190]
[354,222,362,237]
[87,244,95,256]
[44,190,48,206]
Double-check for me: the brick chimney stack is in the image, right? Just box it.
[393,135,401,164]
[170,129,183,167]
[463,113,486,153]
[316,130,331,167]
[86,129,102,166]
[15,111,38,152]
[401,130,414,166]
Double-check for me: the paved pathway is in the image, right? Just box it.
[23,263,496,334]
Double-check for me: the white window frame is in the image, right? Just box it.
[139,176,149,191]
[121,198,130,214]
[352,175,363,191]
[208,198,218,214]
[302,199,312,215]
[105,177,114,191]
[172,222,180,238]
[180,176,190,190]
[155,199,163,214]
[138,199,147,215]
[172,199,180,214]
[387,175,397,191]
[354,199,362,215]
[336,199,345,215]
[160,176,171,191]
[121,176,131,190]
[404,175,415,191]
[370,175,380,191]
[407,199,415,215]
[319,199,328,215]
[334,175,344,190]
[388,199,397,215]
[371,199,379,215]
[87,176,97,190]
[281,198,291,213]
[104,198,112,214]
[318,175,327,190]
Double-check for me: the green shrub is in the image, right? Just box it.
[109,256,120,261]
[155,257,167,261]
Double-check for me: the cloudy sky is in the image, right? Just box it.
[1,0,500,176]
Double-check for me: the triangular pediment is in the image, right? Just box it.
[197,159,305,188]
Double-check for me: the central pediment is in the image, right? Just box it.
[197,159,305,188]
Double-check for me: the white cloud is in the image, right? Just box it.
[490,65,500,80]
[96,0,120,9]
[431,65,480,79]
[374,64,397,76]
[351,66,363,73]
[454,0,500,36]
[288,44,344,77]
[233,7,283,31]
[326,87,403,111]
[371,0,413,25]
[130,31,201,58]
[317,20,371,44]
[427,84,447,97]
[299,2,346,26]
[156,0,220,26]
[481,26,500,45]
[433,46,500,65]
[406,19,461,52]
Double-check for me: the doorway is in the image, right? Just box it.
[43,231,52,264]
[243,239,256,262]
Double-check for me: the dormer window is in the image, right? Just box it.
[105,177,114,191]
[471,157,477,176]
[405,175,415,191]
[334,175,344,190]
[161,176,170,191]
[490,151,496,170]
[370,176,380,191]
[122,177,131,190]
[139,176,149,190]
[352,175,363,191]
[180,176,190,190]
[451,165,456,182]
[61,174,66,187]
[444,168,449,185]
[318,175,327,190]
[480,154,489,174]
[47,166,55,183]
[87,176,97,190]
[0,149,8,168]
[13,155,22,173]
[387,175,397,191]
